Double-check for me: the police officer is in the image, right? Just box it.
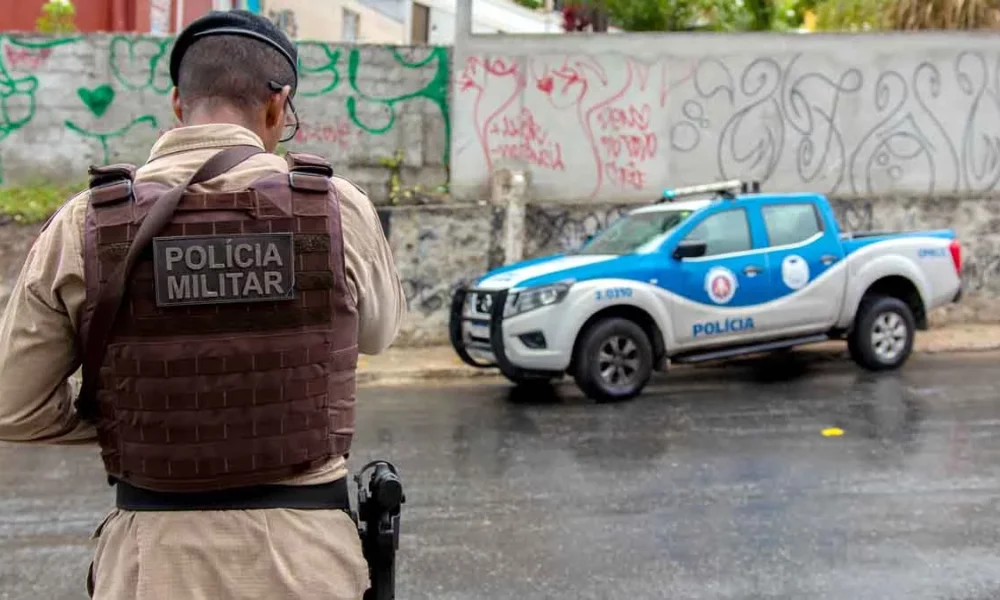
[0,10,406,600]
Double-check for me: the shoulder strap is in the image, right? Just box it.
[37,164,137,234]
[285,151,333,176]
[75,145,264,421]
[87,163,138,206]
[285,152,333,193]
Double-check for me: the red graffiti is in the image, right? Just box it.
[536,76,554,95]
[458,56,519,93]
[3,45,52,71]
[489,107,565,171]
[596,104,651,131]
[458,56,527,173]
[600,133,658,162]
[605,161,645,191]
[595,103,658,191]
[294,119,360,150]
[460,55,699,199]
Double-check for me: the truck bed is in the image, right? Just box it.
[839,228,955,253]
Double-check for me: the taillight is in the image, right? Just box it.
[949,240,962,275]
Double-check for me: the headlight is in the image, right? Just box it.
[504,283,571,317]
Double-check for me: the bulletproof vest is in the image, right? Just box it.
[76,148,359,493]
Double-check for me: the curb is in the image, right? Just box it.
[357,339,1000,387]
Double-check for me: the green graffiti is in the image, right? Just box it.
[294,44,451,166]
[65,115,158,165]
[78,84,115,117]
[109,35,172,94]
[297,43,341,97]
[0,35,79,183]
[0,35,451,186]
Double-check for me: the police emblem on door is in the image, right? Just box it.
[781,255,810,290]
[705,266,738,304]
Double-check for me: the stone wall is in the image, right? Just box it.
[0,34,450,202]
[3,195,999,347]
[0,204,504,347]
[451,31,1000,204]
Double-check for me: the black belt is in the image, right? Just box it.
[115,478,351,512]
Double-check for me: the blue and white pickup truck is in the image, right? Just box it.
[449,180,964,402]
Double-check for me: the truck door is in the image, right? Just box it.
[667,206,773,349]
[756,200,847,334]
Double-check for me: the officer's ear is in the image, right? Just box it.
[171,87,183,123]
[265,83,291,129]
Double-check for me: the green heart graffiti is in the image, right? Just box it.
[77,84,115,117]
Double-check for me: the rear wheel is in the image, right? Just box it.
[572,317,653,403]
[847,295,915,371]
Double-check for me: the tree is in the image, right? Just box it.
[561,0,611,32]
[809,0,886,30]
[884,0,1000,29]
[560,0,814,33]
[512,0,544,10]
[808,0,1000,31]
[36,0,77,34]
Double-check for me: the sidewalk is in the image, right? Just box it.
[357,324,1000,387]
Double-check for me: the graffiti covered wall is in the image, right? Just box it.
[451,32,1000,203]
[0,33,450,201]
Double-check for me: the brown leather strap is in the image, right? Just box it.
[75,145,264,420]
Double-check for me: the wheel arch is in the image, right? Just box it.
[856,275,927,330]
[568,304,666,373]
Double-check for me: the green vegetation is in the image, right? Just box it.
[377,149,449,205]
[0,183,82,224]
[561,0,816,31]
[512,0,544,9]
[562,0,1000,31]
[36,0,78,34]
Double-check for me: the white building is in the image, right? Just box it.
[359,0,565,44]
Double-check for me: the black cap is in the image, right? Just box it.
[169,10,299,92]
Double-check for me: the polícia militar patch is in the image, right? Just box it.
[151,233,297,307]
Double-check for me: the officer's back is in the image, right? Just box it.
[0,10,405,600]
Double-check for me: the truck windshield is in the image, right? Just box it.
[577,210,694,255]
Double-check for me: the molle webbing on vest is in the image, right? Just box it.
[80,151,359,493]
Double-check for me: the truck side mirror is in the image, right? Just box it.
[672,240,707,260]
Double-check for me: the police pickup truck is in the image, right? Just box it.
[449,180,964,402]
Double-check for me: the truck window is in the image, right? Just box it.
[762,203,823,247]
[578,210,693,255]
[682,208,751,257]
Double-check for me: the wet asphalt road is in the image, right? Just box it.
[3,351,1000,599]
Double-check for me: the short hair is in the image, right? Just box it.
[176,35,296,114]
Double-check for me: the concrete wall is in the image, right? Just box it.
[451,31,1000,203]
[0,33,449,203]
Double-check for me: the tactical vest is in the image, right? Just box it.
[76,148,359,493]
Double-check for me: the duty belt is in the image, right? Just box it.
[115,478,351,511]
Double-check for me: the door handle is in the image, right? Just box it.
[743,265,762,277]
[820,254,837,265]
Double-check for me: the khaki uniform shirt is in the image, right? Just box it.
[0,124,407,599]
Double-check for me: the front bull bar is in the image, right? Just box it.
[448,288,562,382]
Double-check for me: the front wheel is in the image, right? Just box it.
[572,317,653,403]
[848,295,915,371]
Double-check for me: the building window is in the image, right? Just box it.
[411,2,430,44]
[342,8,360,42]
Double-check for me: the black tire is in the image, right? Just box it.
[847,295,915,371]
[572,317,653,403]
